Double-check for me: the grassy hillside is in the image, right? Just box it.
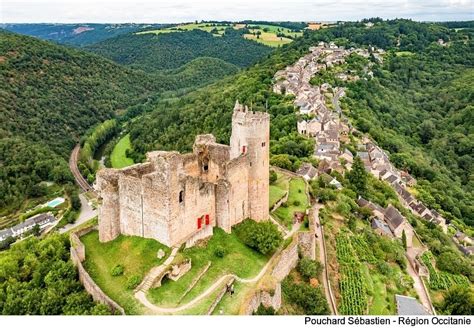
[86,29,272,72]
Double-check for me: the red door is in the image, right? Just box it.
[242,146,246,154]
[205,214,210,225]
[197,217,202,229]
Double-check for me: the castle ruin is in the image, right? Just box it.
[96,101,270,247]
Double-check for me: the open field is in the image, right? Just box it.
[244,32,293,47]
[273,177,309,229]
[81,230,170,314]
[147,228,268,310]
[111,134,135,169]
[137,23,231,36]
[137,22,302,46]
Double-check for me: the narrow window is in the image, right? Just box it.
[179,190,184,203]
[261,142,266,147]
[242,145,246,154]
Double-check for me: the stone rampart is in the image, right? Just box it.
[271,240,299,281]
[70,228,125,315]
[243,282,281,315]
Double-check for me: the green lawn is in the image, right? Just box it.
[269,172,290,208]
[81,230,170,314]
[147,228,268,308]
[111,134,135,169]
[211,281,256,315]
[273,178,309,229]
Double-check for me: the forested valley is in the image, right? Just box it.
[0,28,266,213]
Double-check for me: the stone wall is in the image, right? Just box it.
[298,231,316,260]
[70,228,125,315]
[270,191,288,212]
[243,283,281,315]
[271,240,299,282]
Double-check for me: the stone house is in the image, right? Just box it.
[96,101,270,248]
[371,218,393,237]
[384,205,413,247]
[296,163,318,181]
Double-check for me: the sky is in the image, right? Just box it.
[1,0,473,23]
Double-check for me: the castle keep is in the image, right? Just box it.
[96,101,270,247]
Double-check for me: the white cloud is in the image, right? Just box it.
[1,0,473,23]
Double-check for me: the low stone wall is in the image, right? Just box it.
[271,240,299,282]
[185,225,213,248]
[270,191,288,212]
[70,227,125,315]
[244,282,281,315]
[297,231,316,260]
[207,277,235,315]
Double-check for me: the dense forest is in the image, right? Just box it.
[125,19,473,228]
[0,30,244,212]
[86,29,272,72]
[0,233,110,314]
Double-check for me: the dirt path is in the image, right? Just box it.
[313,203,337,315]
[405,254,434,314]
[134,248,277,314]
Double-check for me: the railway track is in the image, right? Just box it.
[69,144,96,194]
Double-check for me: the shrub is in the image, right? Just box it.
[282,278,330,315]
[293,200,301,206]
[126,275,142,290]
[214,246,226,258]
[253,304,276,315]
[269,170,278,184]
[111,264,124,277]
[298,257,323,280]
[234,219,283,255]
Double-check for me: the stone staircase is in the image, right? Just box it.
[135,247,178,293]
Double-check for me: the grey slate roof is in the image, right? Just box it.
[395,295,430,315]
[297,163,317,179]
[371,218,393,236]
[0,228,13,240]
[385,205,405,231]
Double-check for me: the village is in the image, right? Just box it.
[273,42,472,257]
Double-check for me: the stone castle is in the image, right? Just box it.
[96,101,270,247]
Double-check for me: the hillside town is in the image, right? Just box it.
[272,42,462,244]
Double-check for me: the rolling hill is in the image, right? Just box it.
[86,29,272,72]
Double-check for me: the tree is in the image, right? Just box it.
[346,156,368,195]
[297,258,323,281]
[401,230,407,251]
[440,286,474,315]
[269,170,278,184]
[31,224,41,237]
[234,220,283,255]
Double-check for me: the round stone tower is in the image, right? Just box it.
[230,100,270,222]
